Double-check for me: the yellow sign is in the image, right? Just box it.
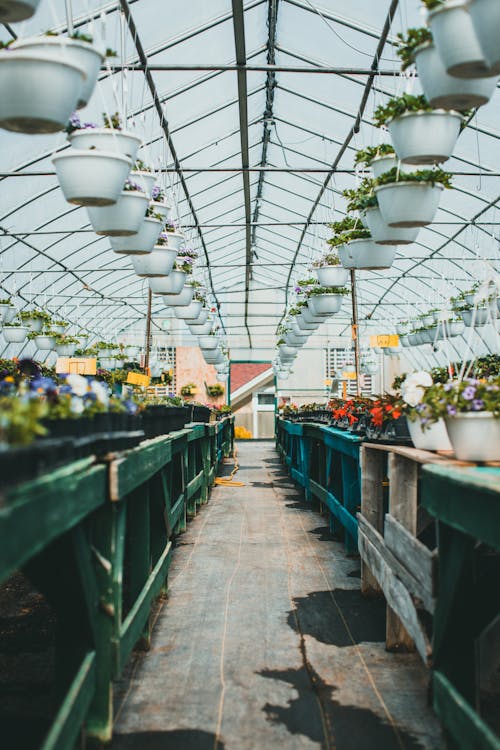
[126,372,151,387]
[56,357,97,375]
[342,371,357,380]
[370,334,399,348]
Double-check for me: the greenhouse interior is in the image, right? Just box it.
[0,0,499,748]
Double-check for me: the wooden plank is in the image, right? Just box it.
[385,514,435,601]
[361,442,454,465]
[310,479,358,544]
[357,522,431,664]
[109,436,172,501]
[359,446,385,596]
[433,671,500,750]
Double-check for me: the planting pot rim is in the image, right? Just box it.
[428,0,470,20]
[374,181,445,193]
[412,40,434,61]
[13,34,105,60]
[3,325,27,330]
[369,154,396,166]
[52,149,132,166]
[0,49,86,76]
[344,237,375,246]
[446,411,496,420]
[68,127,143,144]
[388,108,463,125]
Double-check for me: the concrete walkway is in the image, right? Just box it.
[111,441,441,750]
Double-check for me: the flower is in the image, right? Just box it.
[447,405,457,416]
[462,386,476,401]
[90,380,110,406]
[405,370,432,388]
[472,399,484,411]
[66,373,89,397]
[402,385,425,407]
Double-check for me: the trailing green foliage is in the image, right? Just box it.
[307,285,350,297]
[396,28,432,70]
[373,94,433,127]
[375,166,453,188]
[354,144,394,166]
[342,177,377,212]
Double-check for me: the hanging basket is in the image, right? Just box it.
[55,343,76,356]
[300,307,323,326]
[191,309,209,327]
[33,334,56,350]
[278,344,298,359]
[461,308,489,326]
[52,149,133,207]
[69,128,143,161]
[407,417,452,451]
[371,155,398,180]
[338,239,395,270]
[444,320,464,337]
[374,181,444,228]
[295,313,318,331]
[99,356,116,370]
[0,0,41,22]
[414,41,497,110]
[363,206,419,246]
[160,287,195,307]
[308,293,344,316]
[174,300,203,320]
[111,217,163,255]
[284,332,305,347]
[197,335,219,350]
[87,191,149,236]
[2,325,28,343]
[151,202,172,221]
[388,110,463,165]
[130,247,177,277]
[0,303,16,323]
[52,324,67,335]
[22,317,43,332]
[12,35,104,109]
[130,170,157,198]
[164,232,185,251]
[469,0,500,75]
[0,50,85,134]
[428,0,491,78]
[188,320,213,336]
[314,265,349,286]
[445,412,500,461]
[149,271,186,295]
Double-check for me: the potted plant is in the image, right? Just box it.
[67,111,142,161]
[0,298,16,323]
[150,186,172,221]
[160,284,195,307]
[2,320,28,343]
[469,0,500,75]
[419,376,500,461]
[311,252,349,286]
[110,205,163,254]
[354,144,396,179]
[173,288,205,320]
[0,0,41,23]
[131,159,157,198]
[53,143,132,207]
[397,27,497,109]
[175,247,198,274]
[373,93,463,165]
[160,220,184,250]
[51,320,69,335]
[28,329,56,350]
[54,333,79,356]
[180,382,197,397]
[130,238,178,277]
[374,167,452,227]
[362,204,420,245]
[206,383,224,397]
[87,178,150,236]
[149,269,186,295]
[0,47,85,134]
[398,370,453,450]
[188,307,210,327]
[342,177,378,225]
[307,285,350,316]
[329,216,395,270]
[425,0,492,78]
[19,309,51,332]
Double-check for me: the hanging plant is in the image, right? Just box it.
[87,181,149,236]
[374,167,452,227]
[175,248,198,274]
[342,177,377,212]
[469,0,500,76]
[354,144,395,168]
[426,0,492,78]
[2,321,28,343]
[67,111,142,161]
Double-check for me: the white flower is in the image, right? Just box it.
[404,370,432,389]
[402,385,424,407]
[70,396,85,415]
[90,380,110,407]
[66,373,89,396]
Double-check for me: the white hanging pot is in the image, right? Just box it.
[130,247,177,277]
[22,317,43,332]
[33,334,56,350]
[301,307,323,325]
[338,239,395,270]
[99,356,116,370]
[55,343,76,356]
[110,217,163,255]
[0,304,16,323]
[163,232,184,251]
[399,335,409,347]
[444,320,464,337]
[414,41,498,109]
[198,335,219,350]
[296,313,319,331]
[188,320,213,336]
[407,417,452,451]
[52,324,68,335]
[87,191,149,236]
[371,155,398,180]
[191,309,209,326]
[52,149,133,207]
[130,170,156,198]
[278,344,298,359]
[291,321,309,338]
[149,271,186,295]
[174,300,203,320]
[445,412,500,461]
[308,293,345,316]
[428,0,491,78]
[407,333,418,346]
[161,287,195,307]
[461,308,489,326]
[69,128,143,161]
[0,50,85,134]
[150,202,172,221]
[284,332,305,347]
[469,0,500,75]
[374,181,444,228]
[2,325,28,343]
[12,35,104,109]
[0,0,41,22]
[203,348,221,364]
[315,265,349,286]
[363,206,419,246]
[388,110,463,165]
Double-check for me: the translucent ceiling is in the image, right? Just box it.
[0,0,499,356]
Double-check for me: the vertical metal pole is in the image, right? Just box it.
[350,269,361,397]
[144,289,152,372]
[65,0,74,34]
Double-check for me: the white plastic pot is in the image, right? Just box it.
[284,332,305,347]
[99,357,116,370]
[111,218,163,255]
[445,412,499,461]
[291,320,309,338]
[188,320,212,336]
[12,35,104,109]
[338,239,395,270]
[189,309,209,327]
[407,417,452,451]
[53,149,133,207]
[161,287,194,307]
[87,191,149,236]
[149,271,186,295]
[130,247,177,277]
[278,345,298,359]
[308,293,344,316]
[414,41,498,109]
[55,343,76,357]
[314,265,349,286]
[33,334,55,350]
[375,181,444,228]
[2,325,27,343]
[0,50,85,134]
[150,202,172,222]
[198,335,219,350]
[295,313,318,331]
[0,0,41,22]
[22,317,43,332]
[461,308,489,326]
[0,304,16,323]
[203,350,221,364]
[400,335,409,348]
[174,300,203,320]
[445,320,464,337]
[371,155,398,180]
[164,232,184,251]
[389,110,463,165]
[69,128,143,161]
[469,0,500,75]
[428,0,491,78]
[300,307,323,326]
[130,170,156,198]
[52,324,67,335]
[363,206,419,246]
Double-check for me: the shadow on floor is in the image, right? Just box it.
[111,729,225,749]
[259,663,427,750]
[288,589,386,647]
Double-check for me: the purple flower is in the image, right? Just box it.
[462,386,476,400]
[443,382,454,392]
[447,405,457,416]
[472,399,484,411]
[295,286,302,293]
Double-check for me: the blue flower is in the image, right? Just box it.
[472,399,484,411]
[462,386,476,400]
[447,405,457,416]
